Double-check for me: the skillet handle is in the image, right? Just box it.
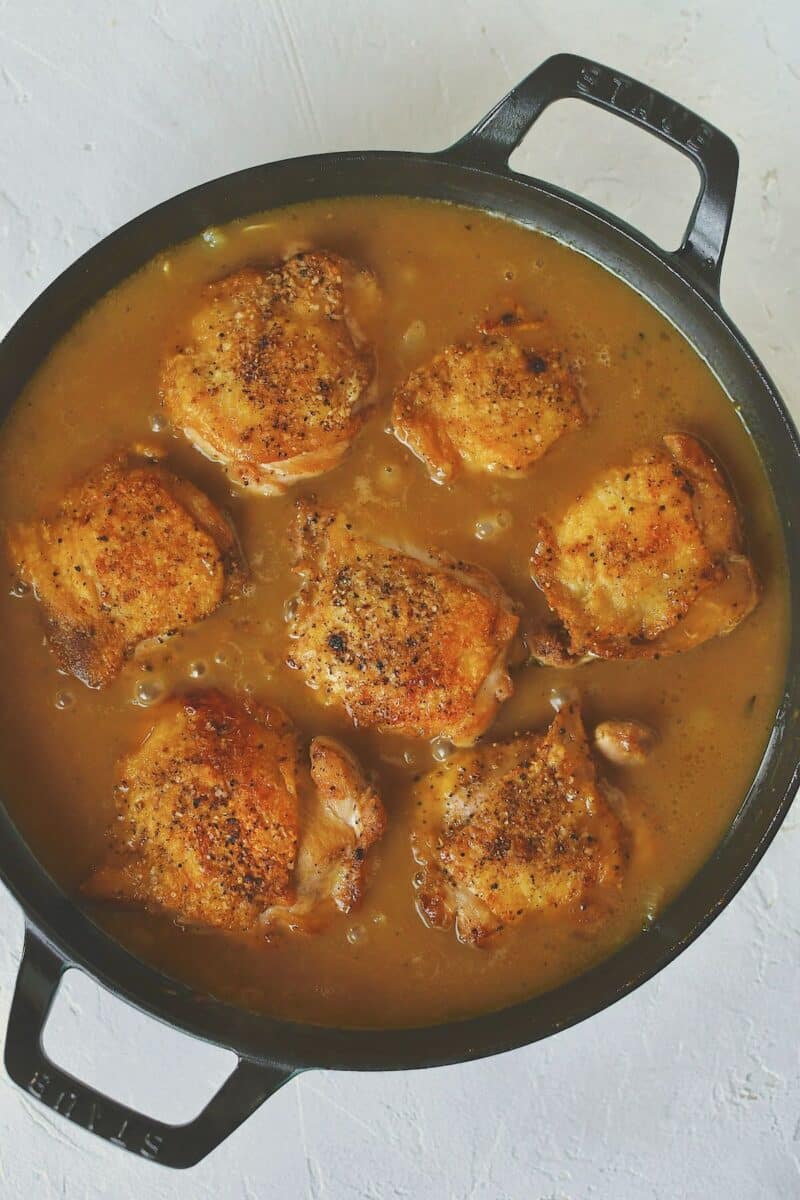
[4,926,295,1169]
[446,52,738,299]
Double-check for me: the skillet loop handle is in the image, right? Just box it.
[446,52,739,299]
[4,926,294,1169]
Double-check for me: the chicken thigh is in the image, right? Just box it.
[84,691,385,933]
[411,702,628,944]
[266,736,387,930]
[392,314,585,482]
[6,449,244,688]
[161,252,376,493]
[288,502,519,744]
[529,434,758,665]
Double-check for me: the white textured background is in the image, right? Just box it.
[0,2,798,1196]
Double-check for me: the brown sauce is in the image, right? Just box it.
[0,196,788,1028]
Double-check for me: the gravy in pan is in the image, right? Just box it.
[0,197,788,1028]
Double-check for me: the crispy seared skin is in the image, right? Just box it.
[161,252,376,493]
[83,691,300,931]
[6,450,244,688]
[529,434,759,664]
[392,315,585,482]
[411,703,628,945]
[288,502,519,745]
[84,692,386,933]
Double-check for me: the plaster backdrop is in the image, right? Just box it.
[0,1,798,1196]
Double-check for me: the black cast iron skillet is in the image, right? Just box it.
[1,54,798,1169]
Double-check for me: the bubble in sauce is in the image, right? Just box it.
[134,680,164,707]
[549,685,579,712]
[188,661,206,679]
[148,413,167,433]
[346,924,365,945]
[54,690,75,711]
[283,596,299,624]
[202,227,224,247]
[9,580,29,598]
[431,737,454,763]
[213,642,243,669]
[474,510,512,541]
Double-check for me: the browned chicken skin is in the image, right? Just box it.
[411,703,629,945]
[529,434,759,664]
[85,691,299,929]
[83,691,385,933]
[288,502,519,745]
[6,449,244,688]
[160,252,376,494]
[392,314,585,482]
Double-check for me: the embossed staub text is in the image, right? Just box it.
[576,61,712,152]
[27,1070,163,1159]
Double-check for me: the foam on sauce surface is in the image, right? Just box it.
[0,197,788,1027]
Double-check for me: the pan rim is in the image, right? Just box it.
[0,148,798,1072]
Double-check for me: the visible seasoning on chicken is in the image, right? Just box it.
[83,690,300,931]
[529,433,759,665]
[391,311,585,482]
[411,702,628,945]
[83,690,387,933]
[5,449,245,688]
[287,501,519,745]
[160,252,376,494]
